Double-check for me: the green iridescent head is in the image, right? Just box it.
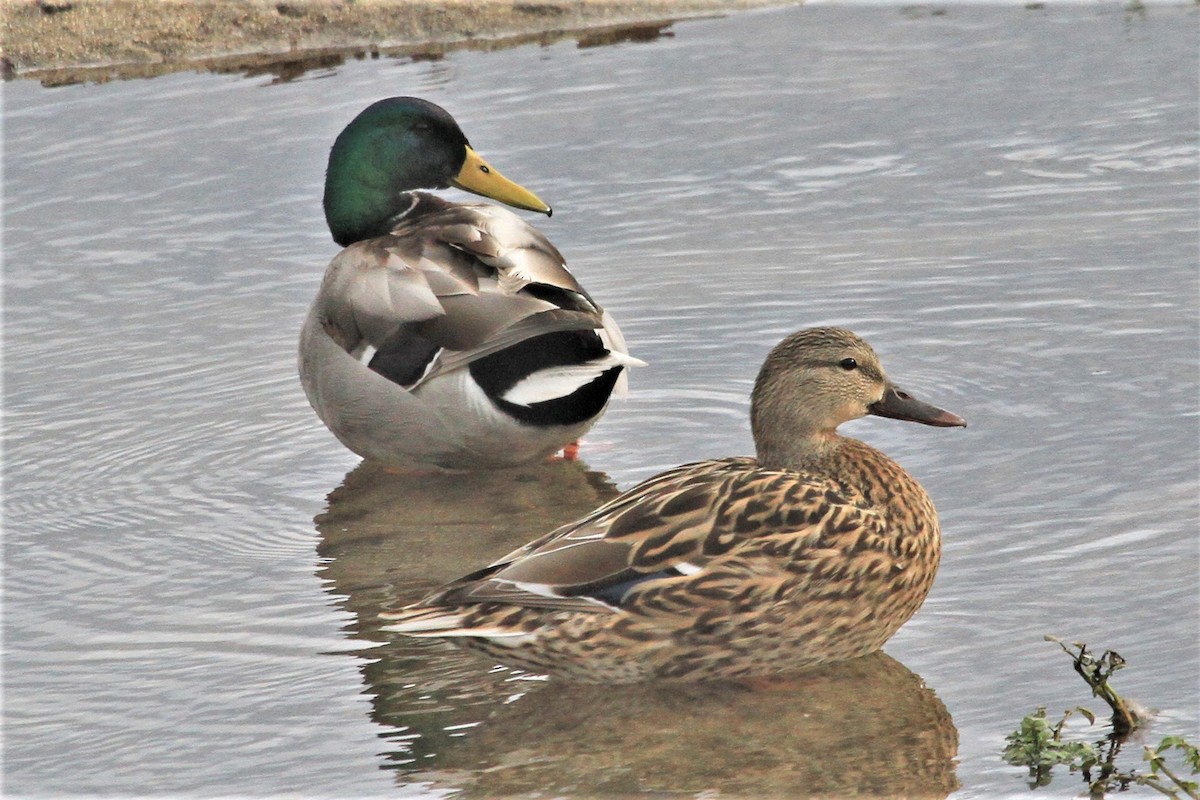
[322,97,551,246]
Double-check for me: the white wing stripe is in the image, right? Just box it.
[501,353,646,407]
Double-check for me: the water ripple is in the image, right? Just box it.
[5,4,1198,797]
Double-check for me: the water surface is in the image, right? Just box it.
[5,4,1198,798]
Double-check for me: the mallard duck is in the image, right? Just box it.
[380,327,966,681]
[299,97,642,471]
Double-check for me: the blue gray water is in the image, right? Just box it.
[5,3,1197,797]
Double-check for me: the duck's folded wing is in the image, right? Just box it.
[314,199,624,388]
[414,203,589,302]
[389,459,882,619]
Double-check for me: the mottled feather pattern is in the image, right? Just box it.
[379,325,962,680]
[387,452,942,681]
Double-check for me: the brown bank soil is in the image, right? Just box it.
[2,0,791,85]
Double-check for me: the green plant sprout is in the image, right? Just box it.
[1002,638,1198,799]
[1047,635,1138,736]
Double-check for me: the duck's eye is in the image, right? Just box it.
[838,357,858,371]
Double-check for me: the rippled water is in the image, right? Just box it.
[5,4,1198,797]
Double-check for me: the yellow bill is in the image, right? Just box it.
[451,146,552,216]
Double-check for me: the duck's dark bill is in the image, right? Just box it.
[451,146,552,215]
[869,385,966,428]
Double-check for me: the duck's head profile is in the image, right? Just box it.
[750,327,965,468]
[323,96,551,246]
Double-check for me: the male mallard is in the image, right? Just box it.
[299,97,641,471]
[381,327,966,681]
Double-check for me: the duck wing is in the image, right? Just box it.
[314,193,630,390]
[399,457,885,617]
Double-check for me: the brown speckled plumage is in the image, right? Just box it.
[381,327,965,681]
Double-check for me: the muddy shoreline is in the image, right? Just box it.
[3,0,790,85]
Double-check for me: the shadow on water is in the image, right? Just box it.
[314,460,959,798]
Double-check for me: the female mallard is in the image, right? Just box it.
[300,97,641,471]
[381,327,965,681]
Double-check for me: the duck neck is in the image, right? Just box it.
[753,425,846,473]
[322,119,460,247]
[749,376,850,472]
[323,159,416,247]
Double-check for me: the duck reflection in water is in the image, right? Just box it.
[316,457,620,628]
